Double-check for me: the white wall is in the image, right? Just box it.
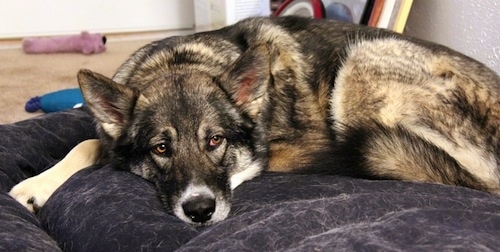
[0,0,194,39]
[404,0,499,74]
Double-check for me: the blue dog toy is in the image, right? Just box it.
[25,88,84,113]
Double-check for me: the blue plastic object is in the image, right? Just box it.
[25,88,84,113]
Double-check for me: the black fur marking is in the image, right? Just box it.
[294,125,385,180]
[171,50,204,66]
[297,122,488,192]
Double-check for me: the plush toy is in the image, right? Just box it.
[25,88,84,113]
[22,31,106,54]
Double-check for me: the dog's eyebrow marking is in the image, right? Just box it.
[155,126,177,139]
[197,121,224,143]
[148,126,177,152]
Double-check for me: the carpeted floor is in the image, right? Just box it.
[0,31,192,124]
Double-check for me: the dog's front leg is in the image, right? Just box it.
[9,139,101,213]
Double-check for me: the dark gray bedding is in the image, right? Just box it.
[1,109,499,251]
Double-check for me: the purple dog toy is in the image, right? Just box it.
[22,31,106,55]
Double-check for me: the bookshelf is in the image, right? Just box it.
[272,0,414,33]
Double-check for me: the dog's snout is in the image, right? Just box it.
[182,195,216,223]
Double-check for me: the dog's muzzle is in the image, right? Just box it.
[182,195,216,223]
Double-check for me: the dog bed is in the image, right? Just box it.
[1,108,499,251]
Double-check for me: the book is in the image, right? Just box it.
[376,0,396,29]
[375,0,413,32]
[387,0,403,29]
[367,0,385,27]
[360,0,375,25]
[393,0,414,33]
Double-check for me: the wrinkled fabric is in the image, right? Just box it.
[1,109,499,251]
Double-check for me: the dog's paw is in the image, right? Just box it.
[9,174,61,213]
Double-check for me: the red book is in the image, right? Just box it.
[368,0,385,27]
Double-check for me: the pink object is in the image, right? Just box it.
[22,31,106,55]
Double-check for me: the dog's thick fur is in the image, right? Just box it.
[10,16,500,225]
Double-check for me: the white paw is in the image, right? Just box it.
[9,173,61,213]
[9,140,102,213]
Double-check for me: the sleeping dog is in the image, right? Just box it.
[10,16,500,225]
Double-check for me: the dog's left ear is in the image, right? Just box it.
[217,44,272,119]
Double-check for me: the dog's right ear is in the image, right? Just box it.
[78,69,140,139]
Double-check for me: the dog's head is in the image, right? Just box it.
[77,45,272,225]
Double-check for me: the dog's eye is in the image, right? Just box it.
[152,143,169,155]
[208,135,224,149]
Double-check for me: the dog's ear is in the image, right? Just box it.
[78,69,140,139]
[217,44,272,119]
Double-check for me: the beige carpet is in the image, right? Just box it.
[0,31,192,124]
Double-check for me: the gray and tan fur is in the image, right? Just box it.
[10,16,500,225]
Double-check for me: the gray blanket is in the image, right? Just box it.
[1,109,499,251]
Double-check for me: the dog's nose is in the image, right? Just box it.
[182,196,216,223]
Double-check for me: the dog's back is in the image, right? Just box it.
[331,38,500,193]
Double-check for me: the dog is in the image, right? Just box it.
[10,16,500,225]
